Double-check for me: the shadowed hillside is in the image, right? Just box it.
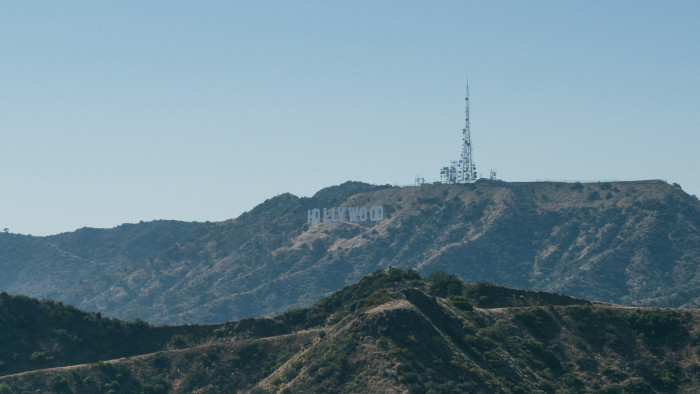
[1,180,699,323]
[2,270,700,393]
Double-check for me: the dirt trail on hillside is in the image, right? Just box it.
[0,329,323,381]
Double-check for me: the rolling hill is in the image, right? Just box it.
[1,180,699,324]
[2,270,700,393]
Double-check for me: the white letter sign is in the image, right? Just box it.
[307,205,384,226]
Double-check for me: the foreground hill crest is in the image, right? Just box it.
[1,179,699,324]
[2,270,700,393]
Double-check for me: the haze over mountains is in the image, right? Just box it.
[1,180,699,324]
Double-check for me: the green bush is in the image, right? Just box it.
[448,295,473,311]
[462,323,477,334]
[151,352,168,370]
[515,307,559,338]
[283,360,303,382]
[143,380,169,394]
[363,289,392,308]
[169,334,190,349]
[480,320,508,339]
[427,271,462,297]
[389,347,412,359]
[0,382,14,394]
[624,309,683,338]
[29,351,53,363]
[561,372,583,388]
[633,357,652,372]
[588,191,601,201]
[51,376,70,393]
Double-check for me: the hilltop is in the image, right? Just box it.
[1,180,699,323]
[2,270,700,393]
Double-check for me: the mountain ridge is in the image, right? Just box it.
[1,179,699,324]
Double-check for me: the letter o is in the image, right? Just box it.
[359,207,368,222]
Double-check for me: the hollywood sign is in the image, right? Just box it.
[307,206,384,225]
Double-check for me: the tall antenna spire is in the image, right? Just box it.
[459,79,476,183]
[440,80,477,184]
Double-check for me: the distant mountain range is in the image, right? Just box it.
[1,179,699,324]
[2,270,699,393]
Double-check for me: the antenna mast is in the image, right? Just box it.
[440,81,477,184]
[459,81,477,183]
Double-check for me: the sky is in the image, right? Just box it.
[1,1,699,236]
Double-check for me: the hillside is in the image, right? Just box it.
[0,292,223,376]
[2,270,700,393]
[1,180,699,323]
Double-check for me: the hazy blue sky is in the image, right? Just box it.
[2,1,699,236]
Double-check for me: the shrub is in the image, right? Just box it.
[427,271,462,297]
[522,339,562,372]
[462,323,477,334]
[480,320,508,339]
[283,360,303,382]
[143,380,169,394]
[151,352,169,370]
[561,372,583,388]
[389,347,412,359]
[169,334,190,349]
[448,295,473,311]
[515,307,559,338]
[633,357,652,373]
[512,385,527,394]
[588,191,601,201]
[51,376,70,393]
[363,289,392,308]
[29,351,53,363]
[311,239,326,256]
[624,309,683,338]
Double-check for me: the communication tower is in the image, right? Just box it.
[440,82,477,184]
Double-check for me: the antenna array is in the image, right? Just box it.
[440,82,477,184]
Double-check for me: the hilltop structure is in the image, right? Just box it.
[440,82,477,184]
